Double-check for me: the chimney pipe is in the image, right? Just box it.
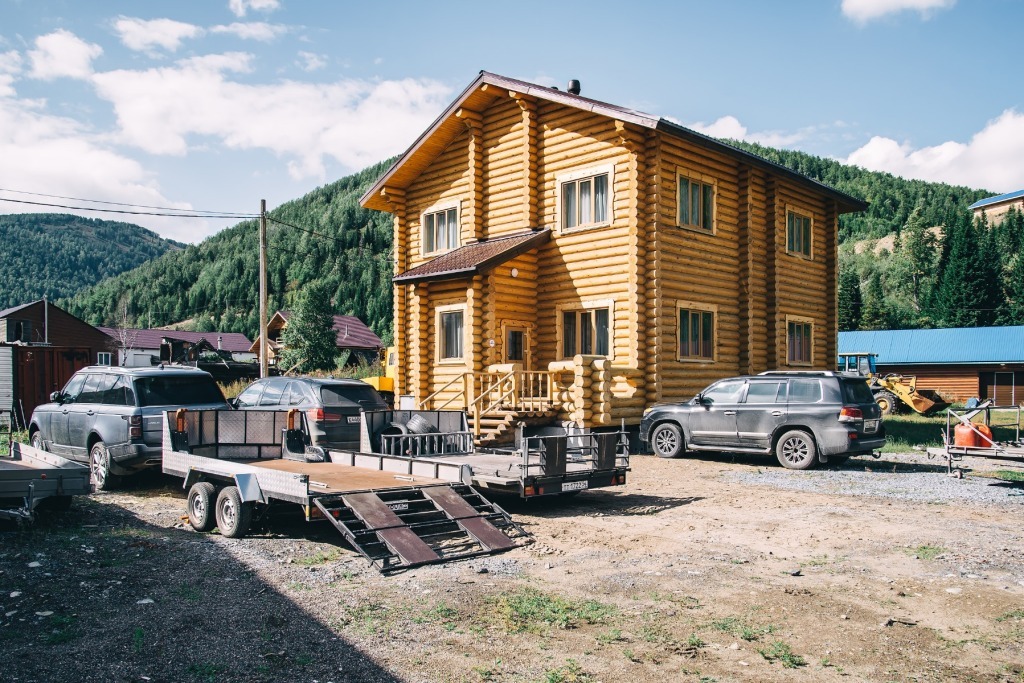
[567,79,581,96]
[217,335,223,350]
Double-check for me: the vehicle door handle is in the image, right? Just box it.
[771,411,784,416]
[724,411,737,416]
[62,410,69,415]
[87,410,94,416]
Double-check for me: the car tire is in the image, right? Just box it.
[875,391,898,415]
[89,441,120,491]
[650,422,684,459]
[187,482,218,532]
[776,430,817,470]
[30,431,46,451]
[215,486,253,538]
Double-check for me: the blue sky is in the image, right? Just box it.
[0,0,1020,242]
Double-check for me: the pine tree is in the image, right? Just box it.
[860,272,889,330]
[838,265,862,331]
[277,281,338,373]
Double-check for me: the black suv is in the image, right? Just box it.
[29,366,229,489]
[639,371,885,469]
[233,377,387,451]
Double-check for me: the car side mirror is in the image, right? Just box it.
[228,397,239,409]
[699,395,713,407]
[50,391,62,404]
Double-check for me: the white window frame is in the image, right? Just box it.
[785,205,814,259]
[676,301,718,362]
[96,352,112,366]
[556,299,615,360]
[676,168,717,234]
[556,164,614,234]
[421,202,461,256]
[786,315,815,366]
[435,302,467,365]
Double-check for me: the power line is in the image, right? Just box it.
[0,187,254,216]
[0,197,258,219]
[267,215,350,246]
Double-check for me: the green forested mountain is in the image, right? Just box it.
[63,145,1019,340]
[65,159,396,341]
[0,213,182,310]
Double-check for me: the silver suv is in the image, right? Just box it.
[29,366,228,489]
[639,371,886,469]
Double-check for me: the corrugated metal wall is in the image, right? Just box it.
[0,346,12,414]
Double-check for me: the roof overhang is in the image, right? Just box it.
[393,229,551,285]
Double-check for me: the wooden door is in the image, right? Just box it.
[505,327,529,366]
[993,372,1015,406]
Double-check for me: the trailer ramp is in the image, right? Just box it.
[314,483,527,573]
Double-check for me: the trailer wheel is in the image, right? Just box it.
[650,422,684,458]
[875,390,898,415]
[187,482,218,532]
[776,430,817,470]
[89,441,120,491]
[215,486,252,538]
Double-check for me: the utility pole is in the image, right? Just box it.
[259,199,269,379]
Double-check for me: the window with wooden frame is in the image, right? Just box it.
[558,166,612,233]
[422,205,459,255]
[561,307,611,358]
[436,305,465,362]
[677,304,716,361]
[677,173,715,232]
[787,318,814,365]
[786,208,812,257]
[96,352,112,366]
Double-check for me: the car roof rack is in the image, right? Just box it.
[757,370,840,377]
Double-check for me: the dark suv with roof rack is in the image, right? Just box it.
[639,371,885,469]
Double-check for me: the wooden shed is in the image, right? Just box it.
[0,300,113,427]
[249,311,384,368]
[360,72,866,440]
[839,327,1024,404]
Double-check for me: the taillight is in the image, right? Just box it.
[129,415,142,426]
[130,427,142,439]
[307,408,341,423]
[838,406,863,422]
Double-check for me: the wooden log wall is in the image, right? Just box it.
[403,132,470,271]
[482,96,528,236]
[487,252,539,366]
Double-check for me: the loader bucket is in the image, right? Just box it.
[907,389,950,415]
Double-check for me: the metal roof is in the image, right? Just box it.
[98,327,254,353]
[269,311,382,349]
[838,327,1024,365]
[393,229,551,284]
[968,189,1024,210]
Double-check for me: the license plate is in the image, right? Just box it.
[387,502,409,511]
[864,419,879,433]
[347,416,361,424]
[561,480,589,492]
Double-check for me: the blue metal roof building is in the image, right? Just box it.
[969,190,1024,211]
[839,327,1024,365]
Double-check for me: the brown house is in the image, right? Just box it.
[249,310,384,368]
[360,72,866,438]
[0,299,113,426]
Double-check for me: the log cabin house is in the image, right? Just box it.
[360,72,867,442]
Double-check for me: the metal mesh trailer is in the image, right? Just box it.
[927,401,1024,477]
[0,442,92,522]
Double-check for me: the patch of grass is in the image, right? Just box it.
[622,648,641,662]
[412,602,459,630]
[295,653,312,667]
[710,616,741,633]
[284,581,309,591]
[596,628,623,645]
[687,634,706,648]
[489,588,616,634]
[294,549,340,566]
[993,470,1024,482]
[997,609,1024,622]
[739,623,775,641]
[45,614,80,644]
[132,627,144,653]
[187,662,225,682]
[758,640,807,668]
[174,583,203,601]
[334,602,391,636]
[910,544,945,561]
[542,659,595,683]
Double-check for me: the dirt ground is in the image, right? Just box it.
[3,451,1024,683]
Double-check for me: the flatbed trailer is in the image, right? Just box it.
[162,409,529,573]
[0,443,92,522]
[926,401,1024,477]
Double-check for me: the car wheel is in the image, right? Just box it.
[187,482,218,532]
[650,422,684,459]
[215,486,253,538]
[776,430,817,470]
[875,391,898,415]
[30,431,46,451]
[89,441,120,491]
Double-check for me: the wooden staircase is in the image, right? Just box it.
[467,408,558,446]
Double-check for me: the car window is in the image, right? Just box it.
[77,374,115,404]
[258,379,285,406]
[701,379,746,405]
[284,382,307,406]
[134,375,225,407]
[320,384,386,408]
[60,373,88,404]
[744,381,787,404]
[235,383,264,407]
[103,375,136,406]
[841,379,875,404]
[788,379,823,403]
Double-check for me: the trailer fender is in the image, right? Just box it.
[183,468,201,492]
[460,464,473,487]
[233,472,266,504]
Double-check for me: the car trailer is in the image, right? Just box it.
[162,409,529,574]
[926,400,1024,478]
[0,442,92,523]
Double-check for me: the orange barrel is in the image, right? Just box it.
[954,423,977,447]
[976,424,994,447]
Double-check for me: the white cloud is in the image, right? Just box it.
[228,0,281,18]
[841,0,955,23]
[686,115,808,148]
[0,50,21,96]
[296,51,326,72]
[845,109,1024,192]
[0,97,206,242]
[91,52,452,179]
[210,22,288,41]
[113,17,203,53]
[27,29,102,80]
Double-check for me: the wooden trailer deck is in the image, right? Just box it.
[244,459,444,493]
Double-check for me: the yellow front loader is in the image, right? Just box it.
[837,353,951,416]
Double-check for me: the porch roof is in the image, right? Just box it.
[393,229,551,284]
